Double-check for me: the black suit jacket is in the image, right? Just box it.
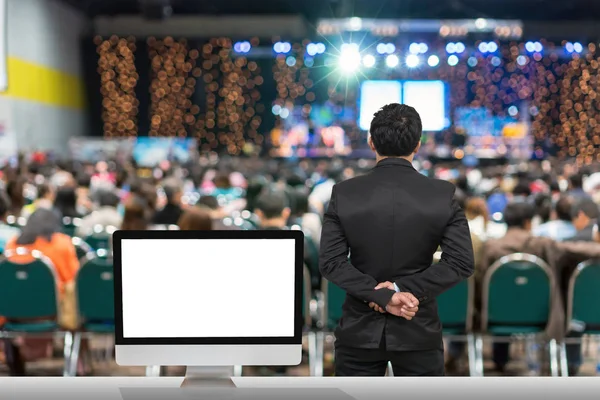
[319,158,474,351]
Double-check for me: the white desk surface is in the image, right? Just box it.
[2,377,600,400]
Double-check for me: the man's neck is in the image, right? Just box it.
[261,218,288,229]
[376,154,414,164]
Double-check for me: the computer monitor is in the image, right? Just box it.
[112,229,304,386]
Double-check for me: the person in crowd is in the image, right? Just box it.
[0,191,20,253]
[533,196,576,241]
[5,177,26,217]
[197,195,240,230]
[177,207,213,231]
[76,190,122,237]
[464,197,489,240]
[290,187,322,244]
[308,168,339,215]
[152,182,183,226]
[50,160,75,188]
[53,187,81,220]
[532,193,553,229]
[570,197,599,242]
[254,189,291,230]
[75,174,93,216]
[2,208,80,375]
[568,173,590,199]
[121,196,149,231]
[21,183,55,219]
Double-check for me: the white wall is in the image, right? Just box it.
[3,0,90,155]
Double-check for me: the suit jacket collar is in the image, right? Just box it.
[375,157,415,169]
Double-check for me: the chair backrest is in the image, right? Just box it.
[322,279,346,329]
[76,254,115,322]
[437,278,473,331]
[72,237,93,260]
[62,217,82,237]
[482,253,553,331]
[302,265,312,327]
[0,249,58,319]
[84,226,115,251]
[568,260,600,331]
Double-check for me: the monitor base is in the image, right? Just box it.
[181,366,236,388]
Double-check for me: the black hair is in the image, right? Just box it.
[570,173,584,189]
[0,190,10,218]
[369,103,422,157]
[37,183,53,199]
[512,181,532,197]
[555,196,573,222]
[572,198,600,220]
[293,187,310,215]
[54,188,79,218]
[16,208,62,245]
[255,188,288,220]
[534,193,552,224]
[96,190,120,208]
[503,202,535,229]
[197,195,219,210]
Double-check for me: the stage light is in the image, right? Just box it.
[376,43,387,54]
[446,43,456,54]
[279,108,290,119]
[406,54,420,68]
[478,42,489,53]
[427,55,440,67]
[409,43,420,54]
[349,17,362,31]
[418,43,428,54]
[454,42,465,54]
[487,42,498,52]
[315,43,326,54]
[491,56,501,67]
[362,54,376,68]
[508,106,518,117]
[533,41,543,52]
[517,55,528,65]
[475,18,487,29]
[525,41,535,52]
[234,41,251,53]
[573,42,583,53]
[386,54,399,68]
[234,42,242,52]
[274,41,291,54]
[272,104,282,115]
[448,55,459,66]
[339,43,361,73]
[286,56,296,66]
[304,57,314,67]
[565,42,574,53]
[467,56,478,67]
[385,43,396,54]
[306,43,318,56]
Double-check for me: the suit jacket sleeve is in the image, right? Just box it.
[319,184,395,308]
[395,197,475,302]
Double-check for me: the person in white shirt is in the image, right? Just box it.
[76,190,122,237]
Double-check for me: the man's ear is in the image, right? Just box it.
[368,136,376,152]
[255,209,264,220]
[414,140,422,154]
[282,207,291,220]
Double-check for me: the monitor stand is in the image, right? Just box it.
[181,366,236,388]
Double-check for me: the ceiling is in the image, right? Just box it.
[60,0,600,21]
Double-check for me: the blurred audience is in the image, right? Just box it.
[177,207,213,230]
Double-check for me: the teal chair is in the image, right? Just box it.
[0,248,73,376]
[68,253,115,376]
[560,260,600,376]
[312,279,346,376]
[72,237,93,261]
[478,253,558,376]
[83,227,114,252]
[62,217,82,237]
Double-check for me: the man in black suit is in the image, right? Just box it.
[570,197,598,242]
[319,104,474,376]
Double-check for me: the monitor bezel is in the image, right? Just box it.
[112,229,305,346]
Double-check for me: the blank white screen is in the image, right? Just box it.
[120,239,296,338]
[359,80,402,131]
[402,81,447,131]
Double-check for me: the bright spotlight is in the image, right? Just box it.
[565,42,574,53]
[427,55,440,67]
[385,43,396,54]
[274,42,291,53]
[339,43,361,73]
[306,43,318,56]
[533,42,543,52]
[517,55,528,65]
[446,43,456,54]
[406,54,420,68]
[448,55,459,66]
[362,54,376,68]
[409,43,420,54]
[418,43,429,54]
[487,42,498,52]
[455,42,465,54]
[525,41,535,52]
[386,54,399,68]
[376,43,387,54]
[272,104,282,115]
[467,57,478,67]
[478,42,489,53]
[573,42,583,53]
[349,17,362,31]
[315,43,326,54]
[475,18,487,29]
